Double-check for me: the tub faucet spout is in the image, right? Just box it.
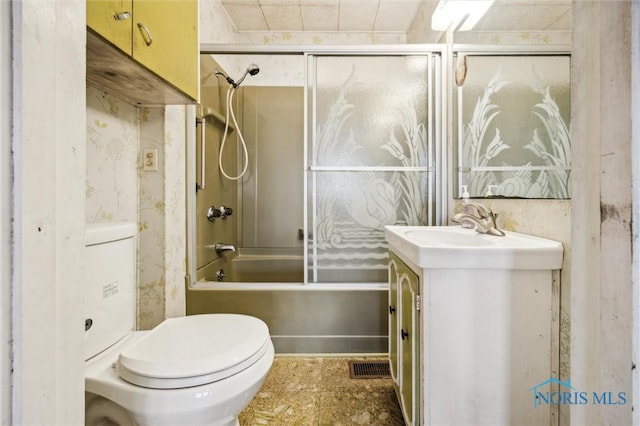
[215,243,236,254]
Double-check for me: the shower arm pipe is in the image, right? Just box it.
[219,86,249,181]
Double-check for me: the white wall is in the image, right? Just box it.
[1,1,12,423]
[633,2,640,423]
[12,0,86,424]
[571,2,634,424]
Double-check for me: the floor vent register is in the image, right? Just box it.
[348,360,391,379]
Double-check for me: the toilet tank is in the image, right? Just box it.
[84,222,137,361]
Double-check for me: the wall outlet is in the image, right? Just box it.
[143,148,159,172]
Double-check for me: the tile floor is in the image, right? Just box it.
[239,356,405,426]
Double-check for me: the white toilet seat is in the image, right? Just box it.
[116,314,271,389]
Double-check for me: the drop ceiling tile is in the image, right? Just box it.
[223,4,269,31]
[520,5,570,30]
[492,0,569,4]
[373,0,421,31]
[262,5,304,30]
[300,0,338,5]
[475,4,570,31]
[219,0,572,34]
[221,0,259,5]
[338,1,379,31]
[545,7,570,30]
[259,0,299,5]
[302,4,339,31]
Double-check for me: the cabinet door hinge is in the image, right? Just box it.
[416,294,421,311]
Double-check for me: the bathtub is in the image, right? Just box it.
[198,248,304,282]
[188,248,389,354]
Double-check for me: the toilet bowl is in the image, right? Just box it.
[85,314,274,426]
[84,223,274,425]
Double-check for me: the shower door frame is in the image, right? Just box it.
[190,44,447,287]
[304,50,442,284]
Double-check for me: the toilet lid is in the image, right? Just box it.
[117,314,271,389]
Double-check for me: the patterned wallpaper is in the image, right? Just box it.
[86,88,138,223]
[138,107,166,329]
[86,86,186,330]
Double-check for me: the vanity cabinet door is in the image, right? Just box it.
[388,254,400,384]
[389,252,420,426]
[399,263,420,426]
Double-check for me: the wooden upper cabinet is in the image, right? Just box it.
[86,0,198,105]
[132,0,198,100]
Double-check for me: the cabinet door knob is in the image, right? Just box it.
[401,328,409,340]
[137,23,153,46]
[389,305,396,315]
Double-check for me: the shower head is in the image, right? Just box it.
[215,64,260,88]
[247,64,260,76]
[234,63,260,88]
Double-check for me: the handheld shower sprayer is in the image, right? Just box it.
[215,63,261,180]
[234,64,260,88]
[215,64,260,89]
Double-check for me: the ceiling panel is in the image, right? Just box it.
[221,0,259,4]
[475,3,571,31]
[373,0,421,31]
[222,4,269,31]
[259,0,299,4]
[338,1,378,31]
[302,4,340,31]
[261,5,304,30]
[219,0,572,33]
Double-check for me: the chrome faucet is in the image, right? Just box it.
[452,202,505,236]
[214,243,237,253]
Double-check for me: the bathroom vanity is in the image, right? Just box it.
[385,226,563,426]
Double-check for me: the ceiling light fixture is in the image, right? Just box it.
[431,0,494,32]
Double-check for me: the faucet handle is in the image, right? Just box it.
[206,206,221,221]
[465,202,492,218]
[219,206,233,218]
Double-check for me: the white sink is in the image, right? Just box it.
[385,226,563,270]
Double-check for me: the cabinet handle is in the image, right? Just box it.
[389,305,395,315]
[137,23,153,46]
[401,329,409,340]
[113,11,131,21]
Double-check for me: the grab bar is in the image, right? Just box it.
[195,117,206,191]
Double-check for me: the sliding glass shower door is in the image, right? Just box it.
[306,53,439,283]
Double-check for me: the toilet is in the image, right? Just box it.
[84,222,274,426]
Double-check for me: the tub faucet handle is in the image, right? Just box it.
[207,206,221,222]
[219,206,233,218]
[207,206,233,222]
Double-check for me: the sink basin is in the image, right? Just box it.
[385,226,563,270]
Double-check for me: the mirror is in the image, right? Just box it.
[453,52,571,199]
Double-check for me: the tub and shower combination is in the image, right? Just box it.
[186,46,441,354]
[183,41,573,358]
